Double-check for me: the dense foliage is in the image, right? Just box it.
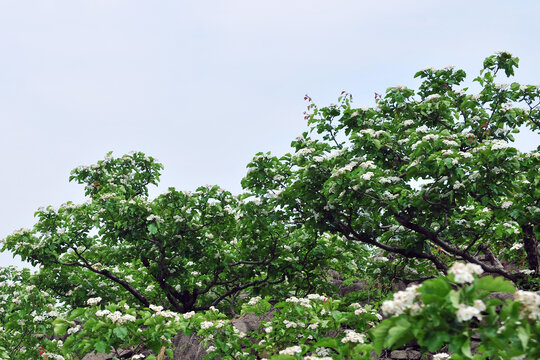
[1,51,539,359]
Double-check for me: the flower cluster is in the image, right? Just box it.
[455,300,485,322]
[514,290,540,320]
[279,345,302,355]
[448,262,483,284]
[381,284,422,316]
[340,329,365,343]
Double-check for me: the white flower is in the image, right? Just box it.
[283,320,298,328]
[146,214,164,223]
[341,329,365,343]
[87,297,102,306]
[306,294,327,302]
[183,311,195,319]
[425,94,441,102]
[67,325,81,335]
[456,303,482,322]
[510,243,523,251]
[453,181,465,190]
[360,129,375,136]
[381,284,421,316]
[296,148,315,156]
[448,262,483,284]
[200,321,214,330]
[359,160,376,169]
[514,290,540,320]
[360,172,374,181]
[416,125,429,133]
[473,299,486,312]
[279,346,302,355]
[443,139,458,147]
[501,201,513,209]
[433,354,451,360]
[247,296,261,306]
[403,120,414,126]
[490,140,508,150]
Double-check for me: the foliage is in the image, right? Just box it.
[0,266,58,360]
[2,152,353,313]
[242,51,540,285]
[1,51,539,359]
[370,262,540,359]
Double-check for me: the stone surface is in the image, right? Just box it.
[169,332,208,360]
[389,349,422,359]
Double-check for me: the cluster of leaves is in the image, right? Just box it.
[192,294,378,359]
[372,269,540,359]
[0,266,58,360]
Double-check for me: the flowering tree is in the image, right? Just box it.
[2,152,354,315]
[1,52,539,359]
[242,51,539,284]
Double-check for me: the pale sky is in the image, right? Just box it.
[1,0,539,268]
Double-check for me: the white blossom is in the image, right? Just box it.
[279,346,302,356]
[200,321,214,330]
[456,303,482,322]
[448,262,483,284]
[417,125,429,133]
[341,329,365,343]
[501,201,513,209]
[87,297,102,306]
[360,172,374,181]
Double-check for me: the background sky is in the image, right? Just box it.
[1,0,539,268]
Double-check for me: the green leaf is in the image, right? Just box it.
[148,223,158,235]
[386,317,412,349]
[475,276,515,293]
[52,319,69,336]
[370,318,394,355]
[113,326,128,340]
[420,277,451,302]
[94,340,108,353]
[331,310,344,322]
[517,327,529,349]
[461,337,473,358]
[422,331,450,352]
[314,337,339,350]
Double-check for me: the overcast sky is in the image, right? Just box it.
[1,0,539,268]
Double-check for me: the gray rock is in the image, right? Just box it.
[169,332,208,360]
[389,349,422,359]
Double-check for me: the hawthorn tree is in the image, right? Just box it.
[242,51,539,285]
[1,51,539,360]
[3,153,356,314]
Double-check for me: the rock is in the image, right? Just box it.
[389,349,422,359]
[169,332,208,360]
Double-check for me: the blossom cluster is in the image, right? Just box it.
[455,300,486,322]
[514,290,540,320]
[448,262,483,284]
[381,284,422,316]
